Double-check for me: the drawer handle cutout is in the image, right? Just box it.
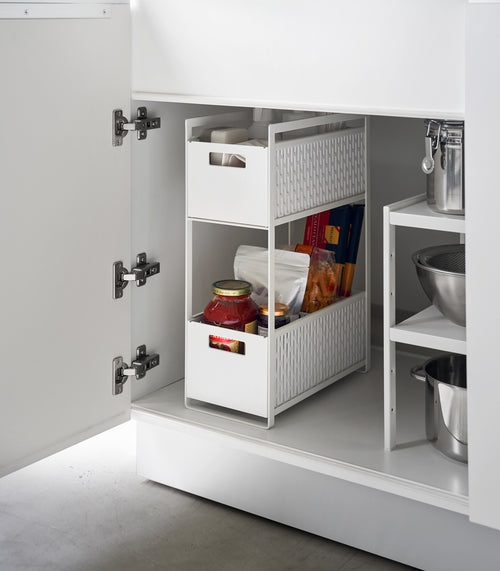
[209,152,246,168]
[209,335,246,355]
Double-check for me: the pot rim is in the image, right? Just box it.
[411,244,465,277]
[418,353,467,390]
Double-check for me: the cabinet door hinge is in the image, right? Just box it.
[113,252,160,299]
[113,344,160,395]
[113,106,161,146]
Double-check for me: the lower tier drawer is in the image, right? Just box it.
[185,292,367,420]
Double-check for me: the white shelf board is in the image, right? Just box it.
[275,193,366,226]
[389,195,466,233]
[187,193,366,229]
[186,216,268,230]
[390,306,466,354]
[132,92,464,121]
[132,348,468,515]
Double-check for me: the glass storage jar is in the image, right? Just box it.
[257,303,290,336]
[203,279,258,333]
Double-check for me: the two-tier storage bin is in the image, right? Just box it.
[185,111,370,428]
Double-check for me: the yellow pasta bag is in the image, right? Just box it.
[295,245,339,313]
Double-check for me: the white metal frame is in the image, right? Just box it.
[383,194,466,450]
[185,112,370,428]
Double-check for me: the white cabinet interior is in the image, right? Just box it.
[131,103,470,515]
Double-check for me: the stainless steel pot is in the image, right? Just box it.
[421,119,464,215]
[411,353,467,463]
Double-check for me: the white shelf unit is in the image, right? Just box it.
[184,112,370,428]
[383,194,466,450]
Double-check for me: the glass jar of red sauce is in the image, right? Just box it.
[203,279,258,334]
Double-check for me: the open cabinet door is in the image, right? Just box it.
[0,4,131,476]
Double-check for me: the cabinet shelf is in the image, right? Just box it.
[390,306,466,354]
[388,193,466,232]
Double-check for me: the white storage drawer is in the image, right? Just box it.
[185,293,367,421]
[186,112,366,227]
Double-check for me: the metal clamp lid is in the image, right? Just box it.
[421,120,441,174]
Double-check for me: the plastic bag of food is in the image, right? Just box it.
[233,245,310,315]
[295,245,339,313]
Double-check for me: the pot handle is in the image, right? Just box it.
[410,365,426,382]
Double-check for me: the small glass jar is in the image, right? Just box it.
[257,303,290,337]
[203,279,258,333]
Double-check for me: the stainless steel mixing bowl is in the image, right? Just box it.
[412,244,465,326]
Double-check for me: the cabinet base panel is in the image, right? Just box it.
[135,416,500,571]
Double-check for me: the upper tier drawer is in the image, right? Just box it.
[186,112,366,227]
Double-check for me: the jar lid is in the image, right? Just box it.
[259,303,290,316]
[212,279,252,296]
[425,119,464,127]
[424,119,464,137]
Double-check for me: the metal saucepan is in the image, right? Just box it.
[410,353,467,463]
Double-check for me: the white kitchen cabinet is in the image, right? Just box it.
[465,0,500,532]
[2,1,500,570]
[132,0,465,119]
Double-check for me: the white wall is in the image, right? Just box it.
[369,116,460,315]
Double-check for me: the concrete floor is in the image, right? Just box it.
[0,422,418,571]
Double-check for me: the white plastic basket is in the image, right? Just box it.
[185,293,366,419]
[186,113,366,227]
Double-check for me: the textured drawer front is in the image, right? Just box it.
[275,295,366,408]
[275,128,365,219]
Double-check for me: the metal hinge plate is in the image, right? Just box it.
[113,252,160,299]
[113,106,161,146]
[113,344,160,395]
